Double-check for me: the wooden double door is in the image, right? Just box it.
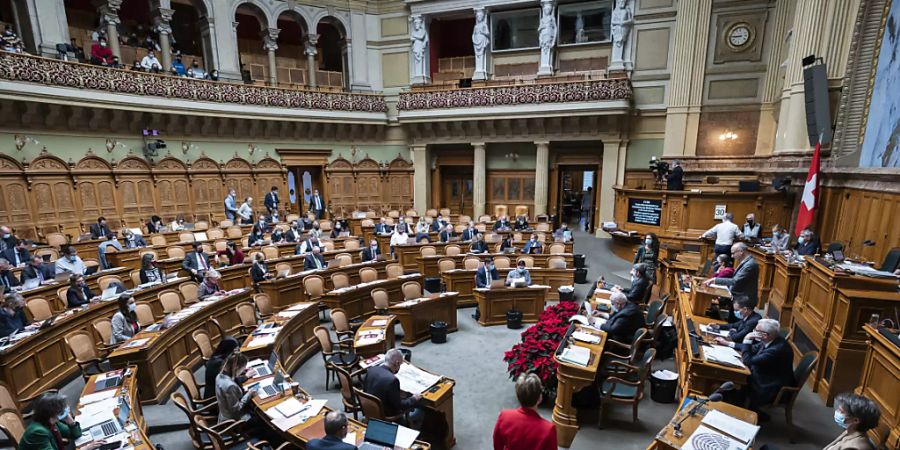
[441,169,474,217]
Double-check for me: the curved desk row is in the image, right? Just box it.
[20,267,130,312]
[321,273,423,322]
[417,253,575,278]
[442,267,575,305]
[75,367,153,450]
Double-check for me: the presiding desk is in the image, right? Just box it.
[857,325,900,449]
[747,246,777,308]
[239,302,320,369]
[108,288,249,403]
[649,397,757,450]
[321,273,423,322]
[689,277,731,316]
[75,367,153,450]
[553,324,606,448]
[389,292,459,346]
[474,285,549,326]
[442,267,574,306]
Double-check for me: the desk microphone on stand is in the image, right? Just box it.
[673,381,736,438]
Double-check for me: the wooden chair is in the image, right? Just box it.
[179,282,200,305]
[494,256,511,269]
[25,298,52,321]
[226,226,243,239]
[419,246,436,257]
[517,256,534,268]
[344,240,360,251]
[64,330,105,381]
[174,366,216,412]
[159,290,183,315]
[253,293,274,319]
[235,302,258,335]
[477,214,492,223]
[317,265,345,287]
[354,387,404,423]
[135,303,155,327]
[402,281,422,299]
[0,408,25,450]
[192,328,215,363]
[405,209,418,216]
[179,232,195,243]
[167,246,186,259]
[769,351,819,442]
[371,289,389,315]
[303,274,327,320]
[150,235,167,246]
[129,270,141,286]
[438,258,456,272]
[314,326,358,390]
[321,241,336,252]
[34,247,58,261]
[139,249,159,260]
[261,245,279,260]
[547,257,566,269]
[386,263,404,279]
[439,208,451,216]
[46,232,68,248]
[458,215,471,224]
[195,415,250,450]
[514,205,529,217]
[97,275,121,291]
[194,221,209,231]
[219,220,235,228]
[601,329,648,377]
[463,257,480,270]
[91,318,118,353]
[170,392,221,450]
[55,286,70,309]
[494,204,508,218]
[83,259,100,271]
[644,300,664,327]
[599,348,656,424]
[445,244,461,256]
[549,243,566,254]
[212,239,228,252]
[359,267,378,283]
[779,327,793,340]
[330,308,355,344]
[207,229,225,241]
[330,253,348,267]
[272,262,291,276]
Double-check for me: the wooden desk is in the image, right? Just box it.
[240,302,320,371]
[790,257,899,404]
[389,292,459,346]
[650,397,757,450]
[857,325,900,449]
[673,296,750,403]
[441,268,573,306]
[21,267,129,312]
[76,367,152,450]
[257,260,390,310]
[689,277,731,315]
[321,274,422,321]
[657,258,696,304]
[474,285,549,326]
[0,277,189,403]
[748,246,777,308]
[417,253,575,278]
[553,324,606,448]
[107,288,248,403]
[353,315,397,358]
[394,242,452,271]
[412,363,456,449]
[765,254,803,327]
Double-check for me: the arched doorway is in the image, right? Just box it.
[275,10,308,87]
[233,2,269,84]
[316,16,347,90]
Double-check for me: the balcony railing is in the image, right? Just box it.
[0,51,386,113]
[397,77,632,111]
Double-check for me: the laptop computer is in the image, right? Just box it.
[359,418,398,450]
[95,373,123,391]
[326,259,341,269]
[55,272,72,283]
[87,399,129,441]
[21,277,39,290]
[85,265,100,276]
[489,280,505,289]
[250,352,278,378]
[100,286,119,301]
[257,370,285,398]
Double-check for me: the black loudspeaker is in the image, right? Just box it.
[458,78,472,88]
[772,176,791,192]
[739,181,760,192]
[803,63,832,146]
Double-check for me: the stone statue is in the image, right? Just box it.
[410,14,430,84]
[537,0,557,76]
[610,0,634,71]
[472,7,490,80]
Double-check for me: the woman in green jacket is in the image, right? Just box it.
[20,393,103,450]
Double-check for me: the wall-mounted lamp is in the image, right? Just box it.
[14,134,40,151]
[181,141,199,155]
[504,152,520,162]
[719,131,738,142]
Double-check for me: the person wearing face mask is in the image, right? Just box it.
[793,228,821,256]
[22,255,54,284]
[461,221,477,241]
[190,59,206,79]
[523,235,543,254]
[111,294,140,344]
[389,228,409,256]
[97,233,123,269]
[296,234,321,255]
[140,49,160,71]
[250,253,272,283]
[712,254,735,278]
[198,270,225,299]
[554,223,572,242]
[633,233,659,284]
[438,223,455,243]
[20,393,106,450]
[613,263,650,304]
[170,214,186,231]
[90,37,113,66]
[270,226,285,244]
[147,215,164,234]
[90,216,112,240]
[139,253,164,284]
[769,224,789,252]
[122,230,147,248]
[0,225,16,251]
[311,189,326,220]
[825,393,880,450]
[414,217,430,243]
[330,221,345,239]
[705,242,759,308]
[514,215,530,231]
[248,224,266,247]
[238,197,254,225]
[374,218,392,235]
[470,233,488,253]
[0,258,20,290]
[172,57,186,76]
[506,260,532,287]
[361,239,382,262]
[0,293,29,338]
[217,241,245,266]
[66,274,100,308]
[701,212,744,257]
[207,69,220,81]
[743,213,760,239]
[734,318,794,415]
[594,291,643,343]
[711,296,761,346]
[182,242,211,282]
[493,215,511,231]
[285,220,303,242]
[475,257,500,288]
[55,246,86,276]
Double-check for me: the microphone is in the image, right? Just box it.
[673,382,736,437]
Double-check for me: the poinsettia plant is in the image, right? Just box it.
[503,301,579,395]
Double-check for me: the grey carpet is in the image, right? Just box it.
[40,229,837,450]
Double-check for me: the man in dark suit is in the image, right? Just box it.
[793,228,821,256]
[364,349,422,424]
[374,218,392,234]
[666,160,684,191]
[361,240,382,262]
[615,263,650,304]
[295,235,321,255]
[21,255,54,284]
[304,246,327,270]
[122,230,147,249]
[89,217,112,240]
[475,257,500,288]
[0,258,20,290]
[430,215,446,232]
[713,296,761,345]
[438,224,454,243]
[264,186,279,216]
[706,242,759,307]
[311,189,326,219]
[2,239,30,267]
[461,222,478,241]
[493,216,511,231]
[596,292,644,343]
[737,318,795,412]
[469,234,488,253]
[306,411,356,450]
[522,236,542,254]
[181,242,211,282]
[0,226,16,252]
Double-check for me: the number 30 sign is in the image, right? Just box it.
[713,205,727,220]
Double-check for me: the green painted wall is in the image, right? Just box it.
[626,139,663,169]
[486,142,537,170]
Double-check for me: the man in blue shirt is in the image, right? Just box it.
[172,57,186,76]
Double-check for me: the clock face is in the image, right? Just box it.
[728,25,751,48]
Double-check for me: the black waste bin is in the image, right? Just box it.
[574,268,588,284]
[430,321,448,344]
[506,309,523,329]
[650,372,677,403]
[558,287,575,302]
[574,254,586,268]
[398,348,412,362]
[424,277,441,294]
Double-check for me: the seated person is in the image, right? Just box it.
[3,239,31,266]
[97,233,123,269]
[111,294,140,344]
[170,215,187,231]
[712,296,761,345]
[712,254,735,278]
[363,349,422,427]
[182,242,211,282]
[307,411,357,450]
[469,233,488,253]
[55,245,86,276]
[476,257,500,288]
[389,229,409,256]
[304,246,327,270]
[198,270,225,299]
[218,241,245,266]
[506,260,532,287]
[21,255,54,284]
[461,222,478,241]
[0,293,28,338]
[66,274,99,308]
[826,393,881,450]
[770,225,790,252]
[374,218,392,235]
[204,337,240,399]
[250,253,272,283]
[522,235,542,254]
[513,215,530,231]
[394,219,410,235]
[215,352,258,422]
[499,236,516,253]
[361,239,382,262]
[330,221,347,238]
[139,253,164,284]
[295,236,321,255]
[414,218,430,242]
[146,215,164,234]
[492,373,557,450]
[439,224,455,243]
[793,228,821,256]
[0,225,16,250]
[430,214,447,232]
[735,318,794,413]
[612,263,650,304]
[493,215,511,231]
[122,230,147,248]
[593,292,644,343]
[554,223,572,242]
[89,216,112,240]
[285,221,304,242]
[248,224,267,247]
[90,37,113,65]
[270,227,285,244]
[21,393,106,450]
[0,258,20,290]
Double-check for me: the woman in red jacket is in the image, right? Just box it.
[492,373,557,450]
[90,38,113,65]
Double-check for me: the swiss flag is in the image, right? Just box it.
[795,141,821,236]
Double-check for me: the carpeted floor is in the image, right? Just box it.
[43,229,839,450]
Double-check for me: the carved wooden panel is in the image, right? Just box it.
[355,173,382,211]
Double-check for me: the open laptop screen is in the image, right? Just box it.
[363,418,398,446]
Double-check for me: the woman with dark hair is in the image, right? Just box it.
[217,241,245,266]
[633,233,659,284]
[139,253,163,284]
[66,274,98,308]
[215,351,257,422]
[826,392,880,450]
[203,337,240,399]
[270,226,285,244]
[499,235,516,253]
[712,254,735,278]
[248,224,266,247]
[250,252,271,283]
[614,263,650,304]
[330,220,346,238]
[110,294,140,344]
[20,393,104,450]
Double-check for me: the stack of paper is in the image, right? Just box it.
[247,334,277,348]
[682,424,746,450]
[396,363,442,394]
[123,338,150,349]
[558,346,591,366]
[571,331,601,344]
[701,410,760,445]
[372,319,389,327]
[355,330,384,347]
[703,345,746,368]
[700,324,730,338]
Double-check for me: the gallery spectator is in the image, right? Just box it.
[190,60,206,79]
[1,25,21,52]
[131,61,143,72]
[141,49,160,71]
[172,57,185,76]
[90,38,114,65]
[207,69,220,81]
[143,34,160,52]
[110,56,124,69]
[71,39,86,61]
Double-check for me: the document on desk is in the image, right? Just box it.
[571,331,601,344]
[703,345,746,369]
[558,346,591,366]
[394,424,420,449]
[247,334,277,348]
[355,330,384,347]
[78,388,119,405]
[699,324,730,338]
[682,424,747,450]
[701,410,760,444]
[396,363,441,394]
[122,338,151,349]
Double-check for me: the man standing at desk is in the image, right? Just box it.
[364,349,423,427]
[304,246,327,270]
[476,256,500,288]
[666,160,684,191]
[224,189,239,221]
[735,318,794,415]
[311,189,326,220]
[182,242,211,282]
[55,246,86,276]
[701,213,744,257]
[705,242,759,307]
[506,260,532,286]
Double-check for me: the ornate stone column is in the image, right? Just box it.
[409,14,431,85]
[198,17,217,72]
[533,141,549,216]
[304,34,319,88]
[262,28,280,86]
[95,0,123,60]
[411,145,431,213]
[154,8,174,70]
[21,0,70,57]
[473,142,486,219]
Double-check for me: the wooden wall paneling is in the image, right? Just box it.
[189,157,224,221]
[385,156,414,212]
[252,156,288,218]
[223,157,256,216]
[153,157,192,222]
[0,155,35,239]
[486,170,536,213]
[354,157,382,213]
[816,186,843,245]
[26,154,80,236]
[73,154,119,229]
[114,156,157,225]
[325,156,356,216]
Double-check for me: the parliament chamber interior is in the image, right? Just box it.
[0,0,898,449]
